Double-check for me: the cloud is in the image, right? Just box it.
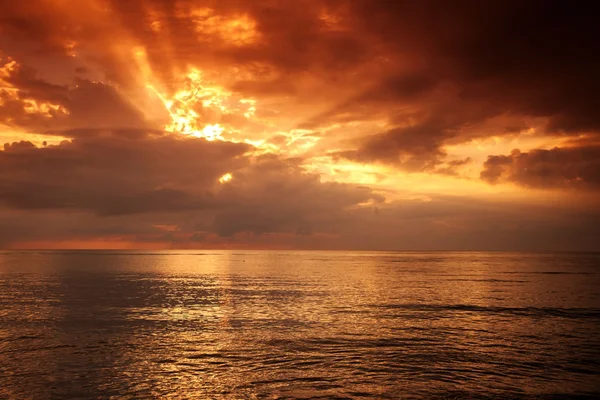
[0,132,249,214]
[0,131,385,244]
[2,1,598,139]
[0,58,167,132]
[0,0,599,249]
[295,1,600,168]
[211,154,381,236]
[481,146,600,190]
[2,185,599,251]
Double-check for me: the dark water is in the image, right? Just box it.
[1,251,599,399]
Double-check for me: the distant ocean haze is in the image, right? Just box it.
[1,251,599,399]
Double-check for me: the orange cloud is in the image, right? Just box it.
[0,0,599,250]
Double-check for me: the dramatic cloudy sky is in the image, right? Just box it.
[0,0,598,250]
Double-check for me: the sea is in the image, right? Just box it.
[0,251,599,399]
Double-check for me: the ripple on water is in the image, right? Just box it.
[1,251,599,398]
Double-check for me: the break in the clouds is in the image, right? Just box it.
[0,0,598,249]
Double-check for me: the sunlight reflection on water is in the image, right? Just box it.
[1,251,599,399]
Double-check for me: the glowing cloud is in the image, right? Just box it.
[0,56,69,124]
[0,0,598,251]
[152,69,257,142]
[190,7,261,46]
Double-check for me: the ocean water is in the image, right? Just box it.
[0,251,599,399]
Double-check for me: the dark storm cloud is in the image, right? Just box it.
[0,59,159,131]
[332,94,488,171]
[481,146,600,190]
[0,132,382,241]
[278,0,598,169]
[0,132,249,215]
[211,155,381,236]
[331,1,599,167]
[362,0,600,132]
[336,113,465,170]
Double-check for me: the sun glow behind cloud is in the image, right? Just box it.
[2,37,562,200]
[131,60,555,196]
[219,173,233,183]
[1,57,69,121]
[1,0,598,251]
[146,68,259,143]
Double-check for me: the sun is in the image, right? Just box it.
[219,173,233,183]
[147,68,258,143]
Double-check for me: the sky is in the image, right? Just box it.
[0,0,599,250]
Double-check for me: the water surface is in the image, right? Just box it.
[1,251,599,399]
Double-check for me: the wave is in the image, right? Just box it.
[372,304,600,319]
